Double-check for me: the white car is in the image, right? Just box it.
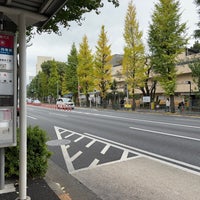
[32,99,41,105]
[56,98,75,109]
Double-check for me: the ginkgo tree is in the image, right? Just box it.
[94,25,112,108]
[48,60,60,99]
[148,0,188,112]
[77,35,94,107]
[62,43,79,102]
[123,0,146,110]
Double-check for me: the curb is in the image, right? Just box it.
[45,159,102,200]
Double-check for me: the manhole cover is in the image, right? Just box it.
[46,139,70,146]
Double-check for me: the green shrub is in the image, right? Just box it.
[5,126,51,178]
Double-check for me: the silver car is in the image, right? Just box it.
[56,98,75,109]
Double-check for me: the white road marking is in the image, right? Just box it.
[54,126,200,175]
[101,144,111,154]
[64,133,75,138]
[83,132,137,155]
[72,111,200,129]
[71,151,82,162]
[84,132,200,175]
[72,156,142,174]
[129,127,200,142]
[66,145,70,149]
[121,149,129,160]
[86,139,96,148]
[54,126,74,173]
[54,127,139,173]
[89,158,99,168]
[50,113,69,117]
[27,115,37,120]
[74,136,84,142]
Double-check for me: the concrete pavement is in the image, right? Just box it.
[72,156,200,200]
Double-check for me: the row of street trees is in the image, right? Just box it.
[28,0,199,112]
[27,25,113,107]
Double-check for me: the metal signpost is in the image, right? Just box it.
[0,32,17,190]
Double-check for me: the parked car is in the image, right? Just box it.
[56,98,75,109]
[32,99,41,105]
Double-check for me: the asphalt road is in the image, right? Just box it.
[27,106,200,172]
[27,106,200,199]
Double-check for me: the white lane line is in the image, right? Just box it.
[54,126,74,173]
[130,127,200,142]
[71,151,82,162]
[121,150,129,160]
[101,144,111,154]
[74,136,84,142]
[84,132,200,174]
[89,158,99,168]
[86,139,96,148]
[72,111,200,129]
[51,113,69,117]
[27,115,37,120]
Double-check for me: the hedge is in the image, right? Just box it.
[5,126,51,178]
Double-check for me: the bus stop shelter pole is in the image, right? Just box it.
[0,148,5,190]
[18,13,28,200]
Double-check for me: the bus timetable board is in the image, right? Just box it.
[0,109,13,147]
[0,32,16,147]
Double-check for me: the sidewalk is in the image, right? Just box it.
[0,159,101,200]
[73,157,200,200]
[1,156,200,200]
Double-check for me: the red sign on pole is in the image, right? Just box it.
[0,33,14,49]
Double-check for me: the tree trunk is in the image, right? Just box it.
[170,95,175,113]
[86,93,90,107]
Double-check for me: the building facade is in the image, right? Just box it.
[111,51,199,106]
[36,56,53,74]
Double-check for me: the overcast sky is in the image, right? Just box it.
[26,0,199,79]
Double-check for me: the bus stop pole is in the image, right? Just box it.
[18,13,28,200]
[0,148,5,190]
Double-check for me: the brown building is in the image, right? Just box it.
[111,51,199,107]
